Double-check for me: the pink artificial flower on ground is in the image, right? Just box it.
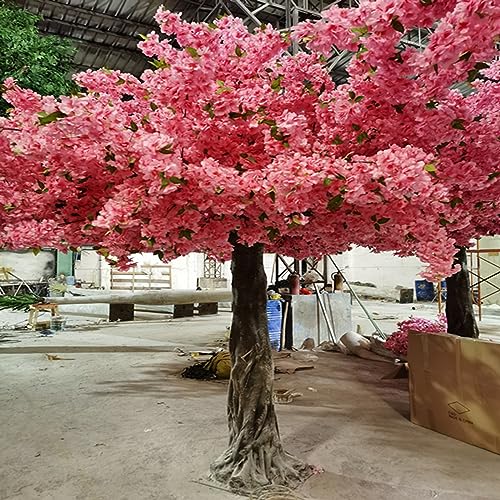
[385,314,448,358]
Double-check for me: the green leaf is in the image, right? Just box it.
[234,45,246,57]
[215,80,232,94]
[0,294,43,312]
[458,51,472,62]
[260,118,276,126]
[128,121,138,132]
[179,228,194,240]
[303,79,315,94]
[323,177,333,187]
[150,102,159,111]
[356,44,368,59]
[96,248,110,258]
[350,26,369,37]
[159,172,169,189]
[327,194,344,211]
[378,217,390,225]
[424,163,437,175]
[214,186,224,194]
[420,0,433,5]
[169,176,185,185]
[450,197,463,208]
[145,237,155,247]
[150,59,170,70]
[356,132,369,144]
[203,103,215,118]
[158,144,174,154]
[268,189,276,203]
[488,172,499,181]
[392,103,406,114]
[38,110,67,125]
[451,118,466,130]
[266,227,280,241]
[391,17,405,33]
[106,165,117,173]
[185,47,200,58]
[3,203,15,212]
[426,100,438,109]
[270,75,283,92]
[153,249,164,260]
[439,217,450,226]
[258,212,268,222]
[30,247,41,256]
[332,135,343,145]
[104,150,116,162]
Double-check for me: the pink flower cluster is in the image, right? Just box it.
[384,314,448,358]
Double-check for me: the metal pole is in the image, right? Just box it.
[437,281,442,314]
[285,0,292,29]
[327,255,386,339]
[313,283,337,343]
[477,238,482,321]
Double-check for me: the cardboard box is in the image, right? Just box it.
[408,332,500,454]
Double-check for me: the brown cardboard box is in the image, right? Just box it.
[408,332,500,454]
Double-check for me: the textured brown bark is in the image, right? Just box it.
[210,240,310,493]
[445,247,479,338]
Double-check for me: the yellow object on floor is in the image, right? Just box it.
[204,351,231,379]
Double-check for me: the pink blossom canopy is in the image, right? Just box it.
[0,1,498,278]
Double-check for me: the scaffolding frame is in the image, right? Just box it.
[468,240,500,321]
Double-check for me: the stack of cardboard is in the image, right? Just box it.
[408,332,500,455]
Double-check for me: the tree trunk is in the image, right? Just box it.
[210,241,310,493]
[445,247,479,338]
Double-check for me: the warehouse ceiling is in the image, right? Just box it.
[15,0,351,77]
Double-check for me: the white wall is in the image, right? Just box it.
[341,247,425,290]
[0,250,56,281]
[74,249,109,288]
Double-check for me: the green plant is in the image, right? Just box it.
[0,294,43,311]
[0,1,76,115]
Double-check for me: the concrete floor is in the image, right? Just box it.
[1,309,500,500]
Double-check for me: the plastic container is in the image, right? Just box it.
[50,316,66,331]
[266,300,282,350]
[415,280,434,301]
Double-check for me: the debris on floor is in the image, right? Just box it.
[273,351,316,374]
[300,337,315,350]
[45,354,74,361]
[181,350,231,380]
[273,388,303,404]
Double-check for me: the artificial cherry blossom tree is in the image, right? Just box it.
[0,0,498,492]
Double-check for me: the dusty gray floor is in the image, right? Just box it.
[1,312,500,499]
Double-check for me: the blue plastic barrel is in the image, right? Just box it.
[266,300,282,350]
[440,280,447,300]
[415,280,434,301]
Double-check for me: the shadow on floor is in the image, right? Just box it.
[90,360,228,399]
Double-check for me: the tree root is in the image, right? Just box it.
[210,443,311,495]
